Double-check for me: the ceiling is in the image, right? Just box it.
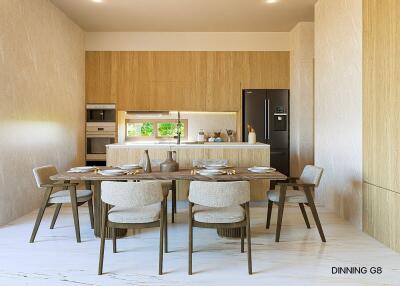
[51,0,316,32]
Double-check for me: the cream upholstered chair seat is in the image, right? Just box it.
[193,205,245,223]
[267,187,307,204]
[48,189,93,204]
[108,203,161,224]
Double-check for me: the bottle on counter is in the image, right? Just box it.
[143,149,152,173]
[197,129,205,143]
[247,124,256,144]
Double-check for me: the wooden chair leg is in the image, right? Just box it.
[266,199,273,229]
[245,203,252,275]
[88,199,94,229]
[159,201,164,275]
[299,203,311,229]
[304,187,326,242]
[275,185,287,242]
[240,226,245,253]
[69,186,81,243]
[50,203,62,229]
[112,228,117,253]
[30,187,53,243]
[188,202,193,275]
[98,203,107,275]
[164,199,168,253]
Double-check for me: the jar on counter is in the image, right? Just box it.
[197,129,205,143]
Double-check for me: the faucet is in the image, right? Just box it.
[174,111,182,144]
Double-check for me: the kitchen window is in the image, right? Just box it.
[126,119,188,141]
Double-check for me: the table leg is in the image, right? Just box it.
[92,181,127,238]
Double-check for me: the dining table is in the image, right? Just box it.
[50,167,287,239]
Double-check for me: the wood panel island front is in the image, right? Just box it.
[106,142,271,201]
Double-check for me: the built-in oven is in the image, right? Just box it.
[86,123,115,166]
[86,104,116,123]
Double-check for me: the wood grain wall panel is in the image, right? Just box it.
[363,183,400,252]
[363,0,400,252]
[363,0,400,192]
[86,52,115,104]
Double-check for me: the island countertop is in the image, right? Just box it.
[107,142,270,149]
[106,141,271,200]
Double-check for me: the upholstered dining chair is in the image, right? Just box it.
[98,181,167,275]
[139,158,177,224]
[266,165,326,243]
[30,165,94,243]
[188,181,252,275]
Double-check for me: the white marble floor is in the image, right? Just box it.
[0,203,399,286]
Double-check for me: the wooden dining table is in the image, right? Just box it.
[50,167,287,239]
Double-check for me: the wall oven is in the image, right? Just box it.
[86,104,116,166]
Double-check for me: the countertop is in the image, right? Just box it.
[107,142,270,149]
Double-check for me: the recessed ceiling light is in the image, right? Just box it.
[265,0,278,3]
[91,0,103,3]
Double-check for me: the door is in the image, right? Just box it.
[242,89,267,143]
[267,89,289,175]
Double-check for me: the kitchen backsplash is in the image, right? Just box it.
[122,111,237,142]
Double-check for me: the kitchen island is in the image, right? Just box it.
[106,142,270,200]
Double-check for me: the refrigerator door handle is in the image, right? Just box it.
[264,100,267,140]
[265,99,270,140]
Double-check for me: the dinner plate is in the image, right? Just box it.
[68,166,96,173]
[197,169,227,176]
[99,169,128,176]
[247,166,276,173]
[204,164,229,170]
[118,164,141,170]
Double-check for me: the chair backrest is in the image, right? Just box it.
[33,165,58,188]
[300,165,324,187]
[101,181,163,208]
[189,181,250,207]
[192,159,228,167]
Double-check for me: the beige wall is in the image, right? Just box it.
[289,22,314,177]
[314,0,362,228]
[0,0,85,225]
[85,32,290,51]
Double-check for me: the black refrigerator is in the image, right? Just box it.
[242,89,290,176]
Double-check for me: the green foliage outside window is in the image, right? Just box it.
[157,122,185,137]
[127,122,154,137]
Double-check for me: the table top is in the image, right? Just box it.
[50,167,287,182]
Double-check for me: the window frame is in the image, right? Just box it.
[125,118,188,141]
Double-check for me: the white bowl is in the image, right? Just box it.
[204,164,228,170]
[68,166,96,173]
[118,164,141,170]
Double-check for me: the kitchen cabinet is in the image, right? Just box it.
[85,51,289,111]
[205,52,242,111]
[85,52,115,104]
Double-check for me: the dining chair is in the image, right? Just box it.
[266,165,326,242]
[98,181,167,275]
[188,181,252,275]
[30,165,94,243]
[139,158,177,224]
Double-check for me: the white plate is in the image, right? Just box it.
[248,167,276,173]
[204,164,229,170]
[118,164,141,170]
[197,169,226,176]
[99,169,127,176]
[68,166,96,173]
